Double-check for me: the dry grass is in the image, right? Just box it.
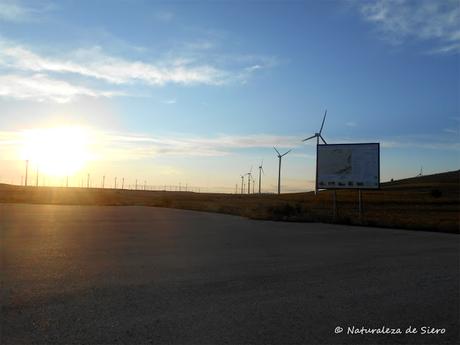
[1,170,458,233]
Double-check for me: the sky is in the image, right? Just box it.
[0,0,459,193]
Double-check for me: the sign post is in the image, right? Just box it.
[316,143,380,223]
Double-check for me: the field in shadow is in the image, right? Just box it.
[1,170,458,233]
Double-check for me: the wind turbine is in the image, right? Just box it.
[274,147,292,194]
[240,175,245,194]
[258,160,264,194]
[302,109,328,145]
[302,109,328,193]
[247,166,253,194]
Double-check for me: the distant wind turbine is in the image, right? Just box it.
[247,166,253,194]
[240,175,245,194]
[418,166,423,176]
[302,109,328,193]
[24,160,29,187]
[258,160,264,194]
[274,147,292,194]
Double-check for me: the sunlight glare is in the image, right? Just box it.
[21,126,91,177]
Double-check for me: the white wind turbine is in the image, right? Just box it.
[246,166,253,194]
[258,159,264,194]
[302,109,328,193]
[274,147,292,195]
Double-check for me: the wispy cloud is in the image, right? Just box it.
[1,129,458,162]
[0,38,276,102]
[103,133,302,159]
[0,74,120,103]
[355,0,460,54]
[336,133,460,151]
[0,43,230,86]
[152,10,174,23]
[443,127,459,134]
[0,0,53,22]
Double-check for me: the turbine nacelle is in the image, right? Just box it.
[302,109,328,144]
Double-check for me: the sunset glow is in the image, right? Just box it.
[21,127,91,177]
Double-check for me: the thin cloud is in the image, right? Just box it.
[1,130,458,162]
[0,74,120,103]
[0,0,53,22]
[0,43,230,86]
[0,41,274,87]
[152,10,174,23]
[102,133,301,159]
[356,0,460,54]
[443,128,459,134]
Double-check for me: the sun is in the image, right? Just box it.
[21,126,91,177]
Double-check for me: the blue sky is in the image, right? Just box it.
[0,0,459,192]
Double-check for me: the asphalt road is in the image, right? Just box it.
[1,204,459,345]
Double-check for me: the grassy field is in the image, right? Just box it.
[1,170,458,233]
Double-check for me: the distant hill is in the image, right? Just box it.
[381,170,459,196]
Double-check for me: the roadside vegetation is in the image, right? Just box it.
[1,170,458,233]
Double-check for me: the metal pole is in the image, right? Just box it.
[122,178,124,190]
[278,157,281,194]
[102,175,105,188]
[135,179,137,190]
[241,176,244,194]
[247,175,251,194]
[358,189,362,223]
[258,168,261,194]
[315,136,319,195]
[333,190,337,221]
[25,160,28,186]
[87,173,90,188]
[115,177,117,189]
[66,176,69,188]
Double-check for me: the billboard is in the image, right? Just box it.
[316,143,380,189]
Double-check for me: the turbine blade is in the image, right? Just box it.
[273,147,281,156]
[282,149,292,156]
[302,135,316,142]
[319,109,327,134]
[320,135,327,144]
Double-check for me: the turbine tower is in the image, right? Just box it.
[240,175,245,194]
[258,160,264,194]
[247,166,253,194]
[274,147,292,194]
[24,160,29,186]
[302,109,328,193]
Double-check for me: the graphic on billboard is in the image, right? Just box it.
[317,143,380,189]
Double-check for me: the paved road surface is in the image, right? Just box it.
[1,204,459,344]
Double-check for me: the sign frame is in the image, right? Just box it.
[316,142,380,190]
